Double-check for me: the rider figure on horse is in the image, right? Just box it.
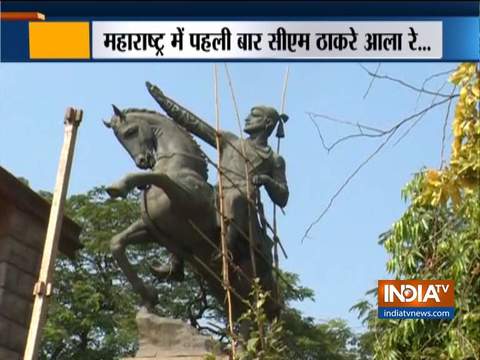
[146,81,289,281]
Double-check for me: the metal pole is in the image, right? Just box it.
[24,107,83,360]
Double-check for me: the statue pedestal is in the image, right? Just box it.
[123,308,228,359]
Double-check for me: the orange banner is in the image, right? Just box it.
[29,22,90,59]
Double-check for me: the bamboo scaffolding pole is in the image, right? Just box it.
[223,64,258,279]
[223,63,270,352]
[213,64,237,357]
[24,107,83,360]
[273,66,290,302]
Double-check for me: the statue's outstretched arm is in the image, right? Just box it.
[146,81,217,148]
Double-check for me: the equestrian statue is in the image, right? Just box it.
[104,82,290,335]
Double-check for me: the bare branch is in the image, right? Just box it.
[359,64,452,98]
[415,68,456,109]
[302,95,458,242]
[301,131,396,243]
[307,112,386,153]
[307,113,331,152]
[363,63,381,99]
[188,277,212,329]
[308,90,458,154]
[440,86,457,168]
[394,79,450,146]
[307,112,385,133]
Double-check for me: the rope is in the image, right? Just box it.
[213,64,236,357]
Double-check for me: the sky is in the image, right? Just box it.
[0,61,457,331]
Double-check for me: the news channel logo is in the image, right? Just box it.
[378,280,454,319]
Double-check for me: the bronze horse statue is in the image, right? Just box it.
[104,105,278,328]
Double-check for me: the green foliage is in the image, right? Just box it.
[236,278,288,360]
[40,188,140,359]
[230,276,370,360]
[278,272,373,359]
[204,276,368,360]
[282,310,365,360]
[354,63,480,359]
[278,271,315,303]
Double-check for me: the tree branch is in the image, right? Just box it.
[302,95,458,241]
[362,63,381,99]
[415,68,456,109]
[188,277,213,330]
[359,64,453,98]
[307,112,386,153]
[393,79,451,146]
[440,86,457,168]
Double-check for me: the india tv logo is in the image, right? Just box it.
[378,280,454,319]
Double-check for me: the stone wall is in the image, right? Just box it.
[0,167,81,359]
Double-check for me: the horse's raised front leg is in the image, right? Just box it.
[110,219,158,311]
[107,171,191,207]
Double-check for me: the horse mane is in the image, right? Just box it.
[123,108,208,179]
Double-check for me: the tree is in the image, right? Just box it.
[354,63,479,359]
[279,273,369,360]
[39,188,140,359]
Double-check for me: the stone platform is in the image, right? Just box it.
[123,308,228,360]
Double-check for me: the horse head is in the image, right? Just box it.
[104,105,157,170]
